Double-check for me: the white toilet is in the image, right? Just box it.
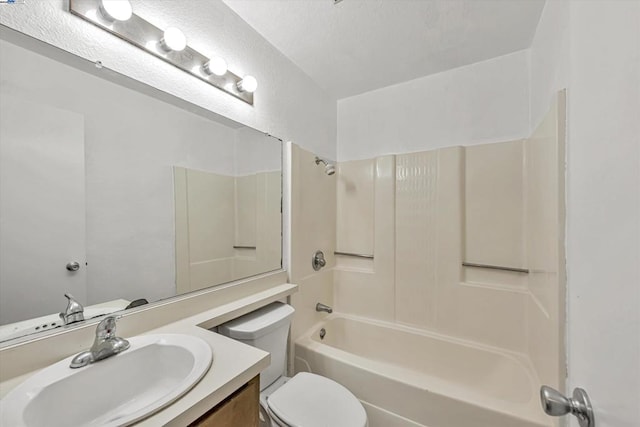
[218,302,367,427]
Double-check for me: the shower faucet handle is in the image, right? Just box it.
[312,250,326,271]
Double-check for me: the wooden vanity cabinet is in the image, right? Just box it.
[189,375,260,427]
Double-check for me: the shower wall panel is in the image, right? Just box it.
[334,156,396,322]
[290,144,336,341]
[395,150,439,328]
[525,93,566,390]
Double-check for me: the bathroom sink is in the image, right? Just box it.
[0,334,212,427]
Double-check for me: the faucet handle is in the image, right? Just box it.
[92,316,130,360]
[59,293,85,325]
[95,316,118,340]
[312,250,327,271]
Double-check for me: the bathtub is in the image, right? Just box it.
[294,315,551,427]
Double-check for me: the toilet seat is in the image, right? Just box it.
[266,372,367,427]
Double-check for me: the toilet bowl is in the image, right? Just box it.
[218,302,367,427]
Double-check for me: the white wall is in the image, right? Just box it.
[337,50,530,161]
[529,0,570,131]
[234,127,282,176]
[565,2,640,426]
[531,1,640,426]
[0,0,336,160]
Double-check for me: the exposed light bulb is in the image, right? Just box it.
[203,57,227,76]
[99,0,133,22]
[237,75,257,93]
[160,27,187,52]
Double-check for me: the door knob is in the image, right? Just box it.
[66,261,80,272]
[540,385,595,427]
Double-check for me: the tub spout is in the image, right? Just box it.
[316,303,333,314]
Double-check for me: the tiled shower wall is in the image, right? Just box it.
[334,93,565,388]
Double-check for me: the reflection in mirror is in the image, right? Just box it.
[0,32,282,344]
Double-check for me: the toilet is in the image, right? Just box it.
[218,302,367,427]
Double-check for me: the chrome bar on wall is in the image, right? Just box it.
[334,251,374,259]
[462,262,529,274]
[233,246,256,249]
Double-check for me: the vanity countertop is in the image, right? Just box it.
[0,282,298,426]
[135,322,270,426]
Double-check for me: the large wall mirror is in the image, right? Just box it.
[0,28,283,344]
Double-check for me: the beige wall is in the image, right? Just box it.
[333,94,565,386]
[335,147,528,351]
[525,93,566,390]
[289,145,336,341]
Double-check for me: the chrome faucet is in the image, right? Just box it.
[316,303,333,314]
[59,293,84,325]
[70,316,130,369]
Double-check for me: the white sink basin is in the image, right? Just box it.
[0,334,213,427]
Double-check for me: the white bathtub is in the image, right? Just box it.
[295,315,551,427]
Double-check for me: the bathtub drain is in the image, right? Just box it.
[319,328,326,340]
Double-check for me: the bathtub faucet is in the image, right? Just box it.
[316,303,333,314]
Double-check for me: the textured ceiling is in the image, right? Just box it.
[223,0,545,99]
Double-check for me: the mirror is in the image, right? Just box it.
[0,30,283,343]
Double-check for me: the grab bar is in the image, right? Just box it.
[233,245,256,249]
[334,251,374,259]
[462,262,529,274]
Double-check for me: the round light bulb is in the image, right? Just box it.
[203,57,227,76]
[237,75,258,93]
[99,0,133,22]
[161,27,187,52]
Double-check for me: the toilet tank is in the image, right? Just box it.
[218,302,295,390]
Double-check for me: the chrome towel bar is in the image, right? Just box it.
[462,262,529,274]
[334,251,374,259]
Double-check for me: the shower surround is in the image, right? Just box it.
[292,92,566,426]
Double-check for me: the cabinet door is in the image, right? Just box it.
[190,375,260,427]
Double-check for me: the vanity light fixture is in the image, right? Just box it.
[159,27,187,52]
[203,57,228,76]
[237,75,258,93]
[69,0,256,105]
[99,0,132,22]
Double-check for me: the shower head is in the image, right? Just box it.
[315,157,336,176]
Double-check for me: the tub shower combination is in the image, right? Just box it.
[295,315,549,427]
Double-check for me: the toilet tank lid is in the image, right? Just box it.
[218,302,295,340]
